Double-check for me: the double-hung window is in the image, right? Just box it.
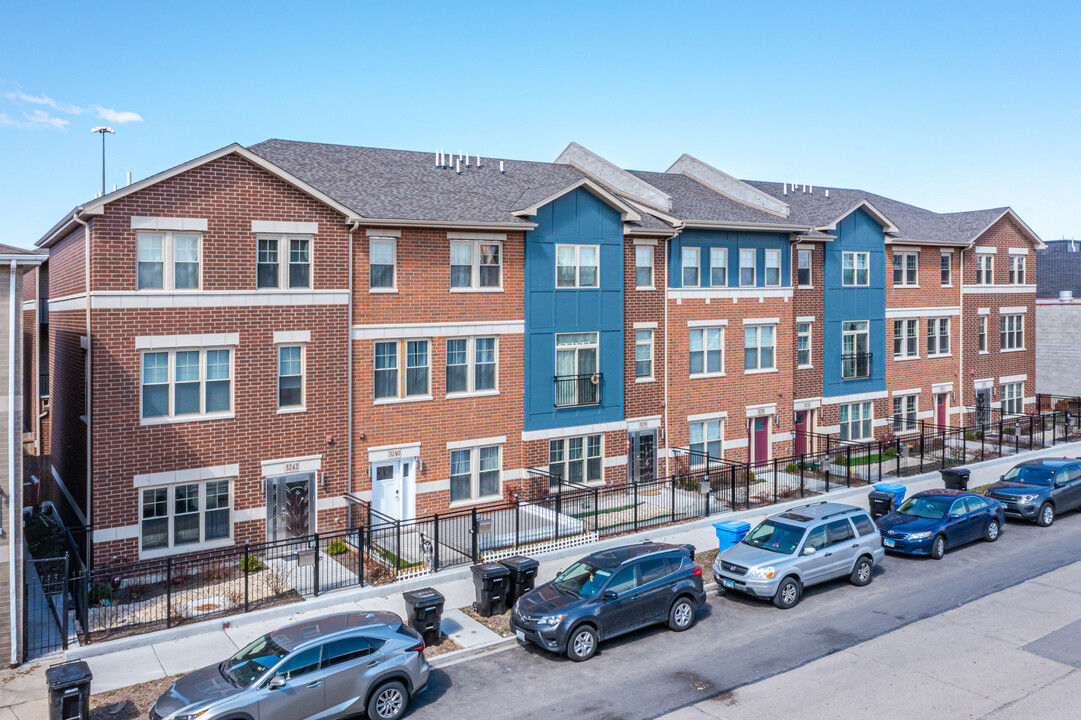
[797,249,812,286]
[893,395,918,434]
[369,237,396,290]
[450,240,502,289]
[635,246,654,288]
[1002,382,1024,415]
[841,321,870,379]
[978,316,988,352]
[797,323,812,367]
[449,445,501,503]
[141,348,232,421]
[927,318,950,356]
[635,330,653,379]
[689,420,722,466]
[893,319,918,358]
[744,325,775,371]
[137,231,201,290]
[892,252,918,286]
[1009,255,1025,284]
[446,337,497,395]
[140,479,232,554]
[278,345,304,410]
[373,339,430,401]
[548,435,602,488]
[709,248,727,287]
[1000,314,1024,350]
[842,252,869,286]
[739,249,756,286]
[689,327,723,376]
[839,401,873,441]
[681,247,700,287]
[556,244,599,288]
[976,254,993,285]
[764,249,781,286]
[256,235,311,289]
[555,333,598,406]
[941,253,952,286]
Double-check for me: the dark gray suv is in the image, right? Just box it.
[986,458,1081,526]
[150,611,429,720]
[509,541,706,661]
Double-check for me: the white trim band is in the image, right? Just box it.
[135,333,239,349]
[634,321,658,329]
[687,411,728,422]
[352,320,525,339]
[1000,374,1028,384]
[134,464,239,488]
[743,317,779,325]
[885,306,960,319]
[821,390,889,405]
[251,221,318,235]
[447,231,507,241]
[131,216,208,232]
[687,319,729,327]
[522,420,626,442]
[274,330,311,344]
[50,290,349,311]
[261,454,323,476]
[1000,306,1028,314]
[446,436,507,450]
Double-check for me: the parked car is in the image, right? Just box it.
[509,541,706,662]
[986,458,1081,526]
[877,489,1004,559]
[712,502,884,609]
[149,611,429,720]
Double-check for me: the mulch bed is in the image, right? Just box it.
[91,675,179,720]
[694,549,719,585]
[424,634,464,658]
[461,607,514,638]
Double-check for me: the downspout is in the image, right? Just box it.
[72,208,91,548]
[346,220,359,522]
[662,228,681,478]
[958,248,965,422]
[8,260,18,666]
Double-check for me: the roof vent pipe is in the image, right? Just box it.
[825,189,830,198]
[456,158,461,174]
[499,160,504,174]
[476,154,481,168]
[1060,290,1074,302]
[126,171,131,186]
[783,180,787,196]
[809,184,813,194]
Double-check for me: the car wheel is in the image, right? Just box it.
[1037,503,1055,527]
[668,597,696,632]
[772,577,801,609]
[984,519,1001,542]
[850,556,873,586]
[930,534,946,560]
[367,680,409,720]
[566,625,598,662]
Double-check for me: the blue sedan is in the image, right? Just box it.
[876,489,1005,559]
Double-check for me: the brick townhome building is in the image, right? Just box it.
[31,140,1043,566]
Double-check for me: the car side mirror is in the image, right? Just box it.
[999,475,1005,481]
[948,514,960,520]
[802,547,816,556]
[603,590,618,601]
[268,675,286,690]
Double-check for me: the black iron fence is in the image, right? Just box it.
[63,408,1081,645]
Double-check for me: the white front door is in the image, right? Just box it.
[371,458,415,521]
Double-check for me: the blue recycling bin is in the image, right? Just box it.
[873,483,906,509]
[713,520,751,553]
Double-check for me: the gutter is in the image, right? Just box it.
[7,259,17,665]
[72,208,92,555]
[347,220,359,520]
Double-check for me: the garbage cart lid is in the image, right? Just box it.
[873,483,906,493]
[941,468,971,477]
[713,520,751,533]
[402,587,445,605]
[498,555,539,571]
[46,661,92,689]
[471,561,510,578]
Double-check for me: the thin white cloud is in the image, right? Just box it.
[0,109,70,130]
[4,90,84,115]
[90,105,143,123]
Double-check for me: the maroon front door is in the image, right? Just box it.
[754,417,769,465]
[936,394,947,430]
[795,412,807,456]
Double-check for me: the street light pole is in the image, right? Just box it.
[91,126,114,196]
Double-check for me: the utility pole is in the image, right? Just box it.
[91,126,114,195]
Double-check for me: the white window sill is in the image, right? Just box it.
[450,287,504,293]
[892,285,920,289]
[374,395,434,406]
[797,364,814,370]
[446,389,500,399]
[841,284,870,288]
[141,412,235,426]
[636,285,657,291]
[448,494,503,509]
[744,368,778,375]
[926,353,953,359]
[689,372,726,380]
[277,406,307,415]
[256,287,312,292]
[942,284,954,288]
[893,355,921,362]
[798,285,814,290]
[635,377,656,384]
[140,537,234,560]
[979,350,990,355]
[369,288,398,294]
[135,288,204,293]
[1001,347,1027,353]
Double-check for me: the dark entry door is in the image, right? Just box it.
[976,389,991,428]
[267,472,316,542]
[753,418,769,465]
[628,429,657,483]
[795,412,807,456]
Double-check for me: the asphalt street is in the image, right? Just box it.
[407,511,1081,720]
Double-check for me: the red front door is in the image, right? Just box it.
[754,418,769,465]
[795,412,807,456]
[936,394,946,429]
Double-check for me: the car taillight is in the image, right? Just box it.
[409,641,425,653]
[692,566,703,576]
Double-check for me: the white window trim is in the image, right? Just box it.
[842,251,870,287]
[764,248,782,287]
[709,247,728,288]
[635,245,655,290]
[893,251,919,287]
[682,246,701,287]
[450,238,504,292]
[893,318,919,359]
[373,338,433,404]
[797,322,813,369]
[635,328,654,382]
[976,254,994,285]
[744,324,776,372]
[840,401,874,442]
[796,248,813,288]
[255,234,313,291]
[140,347,234,425]
[1008,254,1026,285]
[689,326,725,379]
[448,444,504,507]
[556,243,600,288]
[688,418,724,466]
[926,317,951,358]
[940,252,953,287]
[1000,314,1025,352]
[978,315,989,354]
[277,343,306,413]
[892,393,919,434]
[368,236,398,293]
[738,248,757,287]
[548,434,605,487]
[138,477,234,558]
[137,230,203,292]
[445,336,500,398]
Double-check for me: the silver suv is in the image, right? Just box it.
[712,502,884,609]
[150,611,429,720]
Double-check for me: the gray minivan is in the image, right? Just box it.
[712,502,884,609]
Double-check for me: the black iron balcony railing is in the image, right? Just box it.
[841,352,872,380]
[554,373,602,407]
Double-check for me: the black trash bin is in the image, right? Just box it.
[868,490,896,520]
[470,562,511,617]
[942,468,971,491]
[402,587,445,647]
[45,661,92,720]
[498,555,539,608]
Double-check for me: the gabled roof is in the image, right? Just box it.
[510,177,642,222]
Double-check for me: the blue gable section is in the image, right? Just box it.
[524,187,624,432]
[668,229,791,288]
[822,208,887,398]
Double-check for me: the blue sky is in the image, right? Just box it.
[2,1,1079,248]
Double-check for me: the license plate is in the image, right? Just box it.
[516,630,525,642]
[883,539,896,547]
[722,579,735,589]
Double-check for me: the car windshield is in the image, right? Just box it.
[1002,466,1055,486]
[552,560,613,598]
[742,521,803,555]
[221,633,290,687]
[896,497,949,520]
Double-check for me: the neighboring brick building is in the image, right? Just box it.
[31,140,1043,568]
[1035,239,1081,399]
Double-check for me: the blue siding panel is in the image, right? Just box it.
[668,229,791,288]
